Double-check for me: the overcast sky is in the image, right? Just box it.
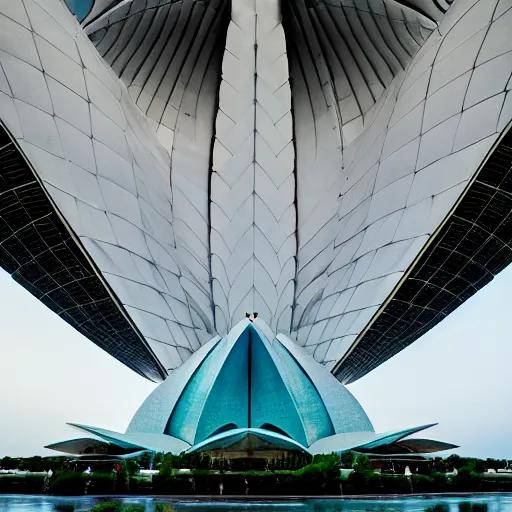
[1,265,511,459]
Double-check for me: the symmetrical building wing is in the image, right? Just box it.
[0,0,511,383]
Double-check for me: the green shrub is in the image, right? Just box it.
[120,505,145,512]
[380,474,411,494]
[412,474,435,493]
[294,453,340,481]
[51,472,84,496]
[113,462,130,493]
[471,505,488,512]
[154,504,176,512]
[88,473,115,494]
[90,503,145,512]
[432,471,449,492]
[91,502,120,512]
[459,503,471,512]
[353,454,372,472]
[54,504,74,512]
[347,471,413,495]
[453,466,482,492]
[126,461,141,476]
[367,472,382,494]
[346,469,371,494]
[158,454,173,478]
[425,504,449,512]
[152,475,194,494]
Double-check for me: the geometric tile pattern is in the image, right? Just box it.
[335,125,512,383]
[288,0,512,375]
[210,0,296,333]
[85,0,230,337]
[282,0,440,356]
[0,0,220,376]
[283,0,439,145]
[0,0,511,382]
[0,122,165,381]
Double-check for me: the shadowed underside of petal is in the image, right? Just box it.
[0,0,511,384]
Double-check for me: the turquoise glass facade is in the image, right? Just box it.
[64,0,93,21]
[47,319,457,456]
[123,318,375,453]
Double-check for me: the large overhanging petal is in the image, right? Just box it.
[0,0,511,383]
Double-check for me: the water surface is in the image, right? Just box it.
[1,495,512,512]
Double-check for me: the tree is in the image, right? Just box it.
[137,452,152,469]
[153,452,165,469]
[452,464,482,492]
[158,454,174,477]
[18,456,45,472]
[485,458,507,471]
[126,460,140,476]
[353,454,372,473]
[446,454,465,469]
[113,461,130,493]
[0,456,18,470]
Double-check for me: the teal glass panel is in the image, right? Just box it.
[277,334,374,434]
[64,0,93,21]
[126,336,222,435]
[194,329,249,443]
[270,338,335,445]
[166,339,229,444]
[250,327,308,447]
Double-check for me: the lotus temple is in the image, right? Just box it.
[0,0,510,460]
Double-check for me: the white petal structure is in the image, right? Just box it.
[210,0,296,334]
[0,0,511,383]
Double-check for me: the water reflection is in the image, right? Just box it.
[1,496,512,512]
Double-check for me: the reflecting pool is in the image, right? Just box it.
[1,495,512,512]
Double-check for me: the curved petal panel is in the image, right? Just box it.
[48,321,456,456]
[1,0,511,384]
[69,423,191,453]
[308,423,437,454]
[126,319,373,449]
[186,427,308,454]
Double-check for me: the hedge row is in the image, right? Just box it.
[3,469,512,495]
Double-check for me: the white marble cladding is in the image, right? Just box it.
[84,0,229,341]
[0,0,510,377]
[292,0,512,370]
[210,0,296,333]
[0,0,216,372]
